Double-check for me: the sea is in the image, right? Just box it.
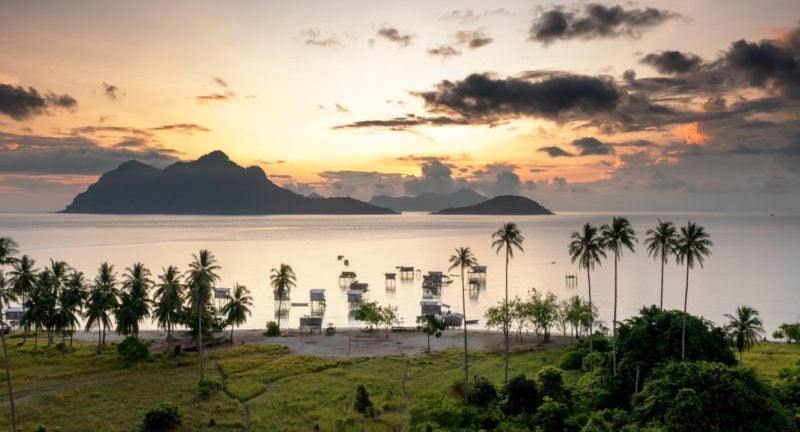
[1,212,798,335]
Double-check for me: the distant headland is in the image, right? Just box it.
[62,151,396,215]
[433,195,554,215]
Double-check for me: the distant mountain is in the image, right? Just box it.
[434,195,554,215]
[369,189,488,212]
[62,150,396,215]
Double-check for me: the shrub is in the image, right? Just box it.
[501,374,539,415]
[142,403,181,431]
[533,397,569,431]
[117,335,150,365]
[467,376,498,408]
[537,366,566,402]
[198,378,221,397]
[265,321,281,337]
[773,323,800,343]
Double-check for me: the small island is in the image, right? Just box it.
[433,195,554,215]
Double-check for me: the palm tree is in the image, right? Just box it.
[93,262,119,346]
[60,271,86,347]
[8,255,37,341]
[153,266,184,352]
[22,281,56,353]
[221,283,253,344]
[0,238,19,266]
[48,259,70,298]
[600,216,637,377]
[569,223,606,372]
[675,221,713,362]
[0,269,18,432]
[270,263,296,331]
[186,250,221,380]
[724,305,765,367]
[491,222,524,384]
[84,284,116,352]
[119,263,152,336]
[448,246,478,404]
[644,220,678,310]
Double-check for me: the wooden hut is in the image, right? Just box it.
[384,273,396,289]
[309,289,326,315]
[339,271,356,287]
[214,287,231,318]
[419,299,443,316]
[467,265,487,281]
[274,289,291,313]
[3,307,24,329]
[350,281,369,291]
[396,266,415,280]
[347,289,365,308]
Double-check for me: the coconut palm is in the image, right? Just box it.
[448,246,478,404]
[644,220,678,310]
[186,250,221,380]
[84,284,117,352]
[724,305,765,367]
[600,216,637,377]
[60,271,87,347]
[0,270,18,432]
[675,221,713,362]
[48,259,70,298]
[270,263,296,331]
[92,262,119,346]
[569,223,606,372]
[8,255,37,340]
[22,279,56,353]
[0,238,19,266]
[153,266,184,352]
[119,263,152,336]
[491,222,524,385]
[221,283,253,344]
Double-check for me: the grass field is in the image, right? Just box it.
[0,333,797,432]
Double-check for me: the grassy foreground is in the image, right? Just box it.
[0,333,797,431]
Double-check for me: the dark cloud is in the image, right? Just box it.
[376,26,415,47]
[0,83,77,121]
[641,51,703,74]
[725,36,800,98]
[302,28,343,48]
[403,160,458,195]
[196,91,235,103]
[149,123,210,134]
[572,136,614,155]
[454,30,493,49]
[0,132,179,175]
[418,73,620,122]
[73,123,210,136]
[334,103,350,113]
[102,82,122,101]
[333,115,465,130]
[538,146,574,157]
[529,3,680,44]
[427,45,462,58]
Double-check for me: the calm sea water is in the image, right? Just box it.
[1,212,798,335]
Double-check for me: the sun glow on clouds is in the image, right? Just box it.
[683,122,710,145]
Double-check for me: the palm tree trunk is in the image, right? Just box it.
[612,255,618,377]
[681,264,689,362]
[2,324,17,432]
[461,265,468,405]
[97,324,101,352]
[659,253,665,310]
[278,296,283,330]
[503,247,510,385]
[230,324,235,344]
[34,325,38,353]
[587,266,593,373]
[739,349,743,368]
[198,306,204,381]
[426,332,431,353]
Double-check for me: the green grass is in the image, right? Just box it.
[743,342,800,379]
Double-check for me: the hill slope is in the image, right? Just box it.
[369,189,487,212]
[434,195,553,215]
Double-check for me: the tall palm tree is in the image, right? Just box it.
[270,263,296,331]
[675,221,713,362]
[600,216,637,377]
[0,238,19,267]
[8,255,37,341]
[0,268,18,432]
[644,220,678,310]
[569,223,606,372]
[448,246,478,403]
[491,222,524,385]
[93,262,119,346]
[153,266,184,352]
[60,271,87,347]
[724,305,765,367]
[22,280,56,353]
[48,259,70,298]
[84,284,116,352]
[120,263,152,336]
[221,283,253,344]
[186,250,221,381]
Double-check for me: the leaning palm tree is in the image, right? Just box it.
[84,284,117,352]
[644,220,678,310]
[569,223,606,372]
[8,255,37,341]
[0,270,18,432]
[121,263,152,336]
[491,222,524,385]
[675,221,713,362]
[270,263,296,331]
[221,283,253,344]
[448,246,478,404]
[60,271,87,347]
[724,305,765,367]
[93,262,119,345]
[600,216,637,377]
[186,250,221,381]
[153,266,184,352]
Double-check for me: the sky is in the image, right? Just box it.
[1,0,800,212]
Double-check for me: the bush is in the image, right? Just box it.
[773,323,800,343]
[467,376,498,408]
[532,397,568,431]
[501,374,539,415]
[117,335,150,365]
[198,378,221,398]
[142,403,181,431]
[265,321,281,337]
[537,366,567,403]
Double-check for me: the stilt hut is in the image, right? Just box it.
[384,273,396,289]
[420,299,443,316]
[350,281,369,292]
[339,271,356,287]
[347,289,365,309]
[214,287,231,318]
[396,266,415,280]
[309,289,326,315]
[467,265,487,281]
[274,289,291,314]
[565,273,578,288]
